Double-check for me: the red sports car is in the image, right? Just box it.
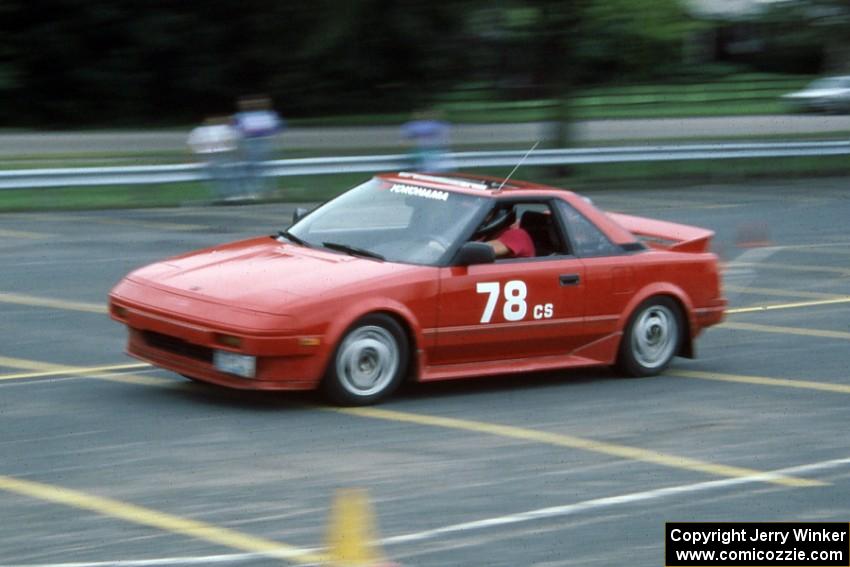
[109,172,726,405]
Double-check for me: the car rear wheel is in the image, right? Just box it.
[617,297,682,377]
[323,314,408,406]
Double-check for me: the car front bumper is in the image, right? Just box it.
[109,285,329,391]
[126,328,320,390]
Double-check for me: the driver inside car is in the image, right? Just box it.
[478,207,535,259]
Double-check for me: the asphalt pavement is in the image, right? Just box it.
[0,177,849,566]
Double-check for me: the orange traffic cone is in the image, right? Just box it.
[735,222,772,248]
[325,488,399,567]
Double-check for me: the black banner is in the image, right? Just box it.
[666,522,849,566]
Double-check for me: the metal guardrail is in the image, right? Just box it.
[2,140,849,190]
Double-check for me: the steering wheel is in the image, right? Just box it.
[472,208,516,241]
[391,234,452,264]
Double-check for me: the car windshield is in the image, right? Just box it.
[287,178,487,265]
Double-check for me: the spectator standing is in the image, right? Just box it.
[187,116,242,201]
[233,94,285,198]
[401,109,452,173]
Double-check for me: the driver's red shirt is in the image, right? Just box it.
[497,228,535,258]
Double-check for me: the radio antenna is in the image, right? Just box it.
[496,141,540,191]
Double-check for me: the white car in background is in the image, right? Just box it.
[782,76,850,113]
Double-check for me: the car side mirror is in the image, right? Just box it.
[292,207,309,224]
[454,242,495,266]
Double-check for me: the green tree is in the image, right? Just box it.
[0,0,705,126]
[0,0,472,124]
[1,0,229,124]
[287,0,468,114]
[577,0,697,81]
[760,0,850,73]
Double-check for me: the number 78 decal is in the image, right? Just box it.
[476,280,553,323]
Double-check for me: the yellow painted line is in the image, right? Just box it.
[719,321,850,340]
[0,355,170,387]
[96,371,178,387]
[728,261,850,277]
[91,217,208,232]
[156,208,286,223]
[27,213,206,232]
[0,358,323,562]
[0,362,149,382]
[3,286,846,326]
[674,370,850,395]
[775,241,850,251]
[599,195,715,208]
[0,354,825,488]
[727,297,850,314]
[690,204,742,210]
[794,247,850,257]
[0,355,69,373]
[611,202,741,212]
[0,228,52,239]
[0,475,325,564]
[333,407,821,487]
[0,291,107,314]
[724,285,845,300]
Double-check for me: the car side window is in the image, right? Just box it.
[513,202,569,258]
[556,201,622,258]
[471,201,570,260]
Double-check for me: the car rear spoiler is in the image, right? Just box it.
[607,212,714,253]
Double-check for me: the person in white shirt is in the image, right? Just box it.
[187,117,242,201]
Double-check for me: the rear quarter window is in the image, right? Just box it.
[557,201,623,257]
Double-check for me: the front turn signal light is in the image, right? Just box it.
[216,334,243,348]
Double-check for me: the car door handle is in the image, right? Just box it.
[559,274,580,286]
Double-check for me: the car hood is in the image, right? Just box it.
[126,237,424,312]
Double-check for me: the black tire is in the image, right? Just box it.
[322,314,409,406]
[617,296,683,377]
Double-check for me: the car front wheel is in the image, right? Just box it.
[617,297,682,377]
[323,314,408,406]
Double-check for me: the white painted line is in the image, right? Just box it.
[0,553,276,567]
[723,247,781,293]
[381,456,850,545]
[0,549,323,567]
[0,555,323,567]
[0,551,324,567]
[6,457,847,567]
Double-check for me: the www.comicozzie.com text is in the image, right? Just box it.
[670,526,848,546]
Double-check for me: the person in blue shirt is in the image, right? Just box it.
[401,109,452,173]
[233,94,285,198]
